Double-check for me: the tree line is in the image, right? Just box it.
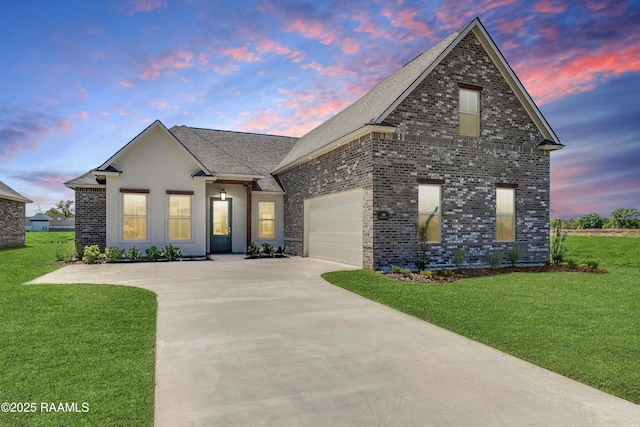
[552,208,640,230]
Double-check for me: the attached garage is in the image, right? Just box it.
[304,189,363,266]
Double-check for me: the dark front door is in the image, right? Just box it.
[211,198,232,253]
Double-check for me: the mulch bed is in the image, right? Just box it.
[388,264,607,284]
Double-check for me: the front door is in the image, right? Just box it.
[211,198,232,253]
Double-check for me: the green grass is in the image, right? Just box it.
[323,236,640,404]
[0,232,156,426]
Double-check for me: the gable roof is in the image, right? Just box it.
[170,126,298,192]
[274,17,562,174]
[96,120,212,177]
[0,180,32,203]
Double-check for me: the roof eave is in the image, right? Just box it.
[274,124,396,175]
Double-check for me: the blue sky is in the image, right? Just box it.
[1,0,639,218]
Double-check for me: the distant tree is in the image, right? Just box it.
[564,218,580,229]
[608,208,640,229]
[44,207,64,218]
[577,213,603,229]
[55,200,75,218]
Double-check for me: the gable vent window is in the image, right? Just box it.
[459,86,480,137]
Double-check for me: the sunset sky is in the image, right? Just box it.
[1,0,639,218]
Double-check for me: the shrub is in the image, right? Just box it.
[485,250,504,269]
[104,247,125,262]
[55,245,75,262]
[550,220,567,266]
[246,242,260,258]
[452,249,466,270]
[261,242,275,257]
[439,269,453,277]
[505,245,523,267]
[414,242,429,271]
[145,246,162,261]
[566,259,578,269]
[127,246,142,261]
[586,260,599,270]
[420,270,435,278]
[275,246,285,257]
[391,265,412,277]
[82,245,102,264]
[578,213,604,229]
[162,244,182,261]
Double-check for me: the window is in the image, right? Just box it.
[459,87,479,137]
[122,192,148,241]
[418,184,441,243]
[257,201,276,239]
[496,188,515,241]
[168,194,192,240]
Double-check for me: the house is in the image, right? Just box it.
[0,180,32,248]
[28,213,52,232]
[67,17,564,269]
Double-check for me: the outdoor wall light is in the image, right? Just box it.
[220,189,227,200]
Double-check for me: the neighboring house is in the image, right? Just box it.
[67,18,564,269]
[49,217,76,232]
[0,180,32,248]
[29,213,52,232]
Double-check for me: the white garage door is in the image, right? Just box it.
[305,189,363,266]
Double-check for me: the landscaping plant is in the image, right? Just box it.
[261,242,275,258]
[246,242,260,258]
[161,244,182,261]
[452,248,466,270]
[127,246,142,261]
[485,250,503,269]
[145,245,162,261]
[82,244,102,264]
[505,245,523,266]
[550,220,567,265]
[104,247,125,262]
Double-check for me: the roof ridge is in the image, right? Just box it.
[174,126,265,177]
[173,125,298,140]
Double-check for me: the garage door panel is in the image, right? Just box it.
[306,189,363,266]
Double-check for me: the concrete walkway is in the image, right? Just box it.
[29,257,640,426]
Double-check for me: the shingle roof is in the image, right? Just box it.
[0,180,32,203]
[169,126,298,192]
[274,24,464,172]
[30,213,52,221]
[64,170,105,188]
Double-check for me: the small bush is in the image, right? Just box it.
[566,259,578,269]
[414,242,430,271]
[145,246,162,261]
[485,250,504,269]
[505,245,523,267]
[82,245,102,264]
[586,260,599,270]
[452,249,466,270]
[391,265,413,277]
[246,242,260,258]
[127,246,142,261]
[439,269,454,277]
[261,242,275,257]
[420,270,435,278]
[162,244,182,261]
[275,246,286,257]
[104,247,125,262]
[55,245,75,262]
[550,220,567,266]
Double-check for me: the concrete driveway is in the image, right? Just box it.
[30,256,640,426]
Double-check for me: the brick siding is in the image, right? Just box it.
[74,187,106,254]
[280,32,550,270]
[0,199,26,248]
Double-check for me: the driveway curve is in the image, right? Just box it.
[30,256,640,426]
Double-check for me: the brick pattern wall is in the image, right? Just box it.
[279,135,375,268]
[74,187,106,254]
[374,32,549,269]
[0,199,26,248]
[280,31,551,270]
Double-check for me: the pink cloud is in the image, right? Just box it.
[382,5,437,41]
[341,38,359,55]
[127,0,167,14]
[435,0,516,30]
[282,18,336,45]
[140,49,195,80]
[120,79,135,88]
[534,0,567,14]
[300,62,355,78]
[496,17,525,33]
[222,45,259,62]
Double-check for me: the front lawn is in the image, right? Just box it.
[322,236,640,404]
[0,232,156,426]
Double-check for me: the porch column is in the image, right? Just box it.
[245,183,252,245]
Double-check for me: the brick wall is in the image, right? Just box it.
[279,31,551,270]
[374,32,550,269]
[74,187,106,254]
[279,135,375,268]
[0,199,26,248]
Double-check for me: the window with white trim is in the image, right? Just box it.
[168,194,192,241]
[496,188,515,241]
[418,184,441,243]
[122,192,148,241]
[257,201,276,239]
